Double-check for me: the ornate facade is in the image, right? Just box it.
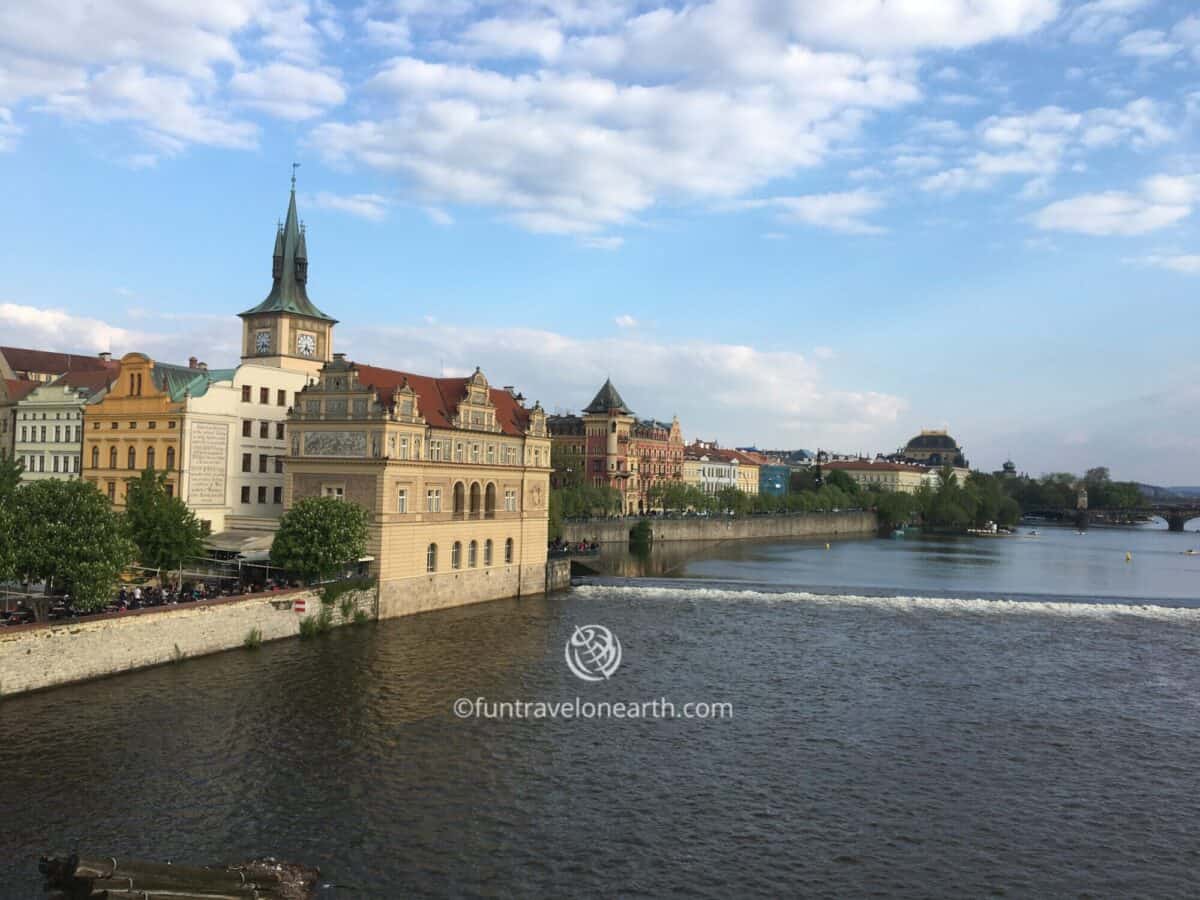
[547,379,683,514]
[14,368,117,481]
[285,356,552,616]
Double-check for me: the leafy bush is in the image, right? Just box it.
[243,627,263,650]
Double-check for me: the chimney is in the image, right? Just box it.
[98,352,112,362]
[198,361,208,371]
[188,356,198,369]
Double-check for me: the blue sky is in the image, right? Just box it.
[1,0,1198,483]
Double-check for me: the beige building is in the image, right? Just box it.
[285,356,552,616]
[822,460,932,494]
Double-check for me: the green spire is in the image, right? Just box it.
[239,175,336,323]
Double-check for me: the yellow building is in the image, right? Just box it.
[82,353,234,508]
[285,356,552,616]
[822,460,931,494]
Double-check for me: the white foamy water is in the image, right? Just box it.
[575,582,1200,622]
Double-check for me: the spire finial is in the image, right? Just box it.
[291,161,300,190]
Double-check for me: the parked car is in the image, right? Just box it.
[4,609,36,626]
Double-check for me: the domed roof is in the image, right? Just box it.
[905,430,959,451]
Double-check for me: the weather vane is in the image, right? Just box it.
[291,161,301,188]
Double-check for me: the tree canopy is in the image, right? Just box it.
[124,468,206,570]
[270,496,370,581]
[11,479,135,611]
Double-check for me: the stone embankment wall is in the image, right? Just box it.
[561,511,877,544]
[1,559,574,698]
[0,587,377,698]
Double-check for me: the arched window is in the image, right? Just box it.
[453,481,466,515]
[469,482,481,516]
[484,539,493,566]
[166,446,175,470]
[127,447,137,470]
[451,541,462,569]
[426,543,437,572]
[109,447,117,469]
[91,446,99,469]
[468,540,477,567]
[146,447,155,470]
[484,483,496,518]
[505,537,514,564]
[611,421,617,433]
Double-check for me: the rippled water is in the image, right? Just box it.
[3,529,1200,896]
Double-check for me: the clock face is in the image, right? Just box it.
[255,330,271,353]
[297,333,316,357]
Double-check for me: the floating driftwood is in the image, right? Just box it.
[39,854,319,899]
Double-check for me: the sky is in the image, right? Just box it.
[1,0,1198,485]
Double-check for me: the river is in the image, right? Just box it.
[2,524,1198,897]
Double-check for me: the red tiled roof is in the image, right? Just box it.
[3,379,38,403]
[0,346,113,377]
[50,365,119,394]
[352,364,532,437]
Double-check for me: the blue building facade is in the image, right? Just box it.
[759,464,790,496]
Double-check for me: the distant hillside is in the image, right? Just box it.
[1167,486,1200,497]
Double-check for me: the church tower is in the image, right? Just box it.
[238,172,337,376]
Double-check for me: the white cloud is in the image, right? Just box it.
[1127,253,1200,273]
[0,106,22,151]
[919,98,1172,194]
[38,64,258,150]
[457,17,564,61]
[1065,0,1152,45]
[614,314,637,328]
[743,190,886,234]
[1118,29,1180,59]
[424,206,454,226]
[229,63,345,120]
[1032,175,1198,235]
[338,320,907,443]
[582,235,624,250]
[310,191,390,221]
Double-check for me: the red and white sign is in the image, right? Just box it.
[294,598,306,614]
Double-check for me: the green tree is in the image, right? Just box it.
[550,443,586,489]
[270,496,370,581]
[124,468,206,570]
[13,479,135,615]
[824,469,860,496]
[875,491,916,529]
[0,451,23,498]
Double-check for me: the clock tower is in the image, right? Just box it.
[239,173,337,376]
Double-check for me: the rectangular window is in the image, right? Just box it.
[260,387,270,404]
[52,456,59,473]
[426,488,441,512]
[487,444,495,465]
[400,437,409,460]
[455,442,464,462]
[107,482,116,501]
[241,453,251,472]
[148,421,157,430]
[397,489,408,513]
[241,485,251,503]
[259,454,268,473]
[242,385,251,402]
[165,483,173,498]
[276,422,285,440]
[39,426,46,441]
[277,389,286,406]
[273,486,282,504]
[274,457,284,474]
[242,420,252,437]
[54,426,61,442]
[260,421,269,439]
[169,421,176,429]
[19,426,25,442]
[258,486,267,504]
[323,485,345,500]
[471,444,480,463]
[505,489,517,512]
